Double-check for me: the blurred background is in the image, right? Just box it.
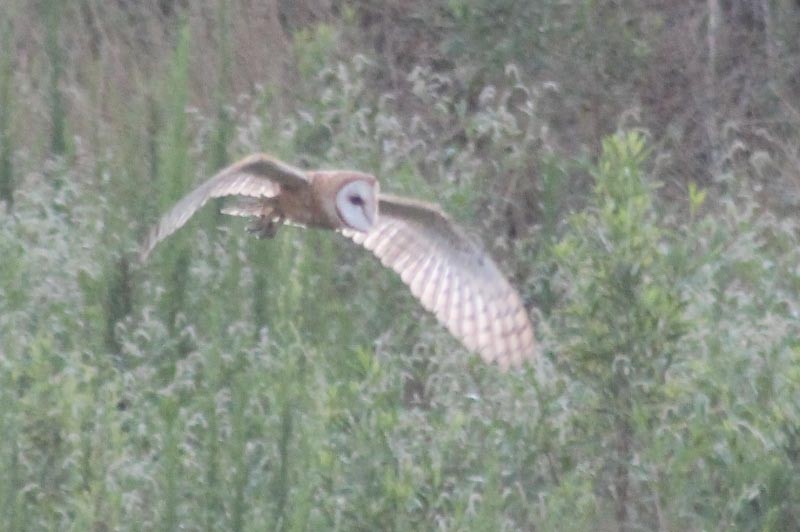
[1,1,799,530]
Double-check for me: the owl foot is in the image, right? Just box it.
[247,216,283,239]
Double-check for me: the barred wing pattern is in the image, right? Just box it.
[140,154,308,261]
[346,195,536,369]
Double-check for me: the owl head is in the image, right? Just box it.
[332,172,379,233]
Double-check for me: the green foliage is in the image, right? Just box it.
[1,4,799,531]
[545,132,800,529]
[550,131,689,528]
[293,23,339,82]
[211,0,234,170]
[443,0,649,83]
[42,0,67,156]
[158,23,193,211]
[555,132,684,384]
[0,19,13,209]
[155,23,195,339]
[444,0,547,67]
[657,199,800,529]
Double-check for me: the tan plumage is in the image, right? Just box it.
[141,154,536,369]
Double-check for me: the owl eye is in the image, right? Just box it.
[349,195,365,206]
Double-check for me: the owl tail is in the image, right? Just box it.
[220,197,273,218]
[221,198,284,239]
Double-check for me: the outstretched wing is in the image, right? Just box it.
[345,194,536,369]
[140,154,309,261]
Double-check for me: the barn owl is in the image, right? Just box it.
[141,154,536,369]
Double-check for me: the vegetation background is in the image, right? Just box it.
[1,1,799,530]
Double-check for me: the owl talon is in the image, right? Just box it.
[247,216,281,239]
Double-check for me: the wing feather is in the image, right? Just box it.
[344,194,536,369]
[418,259,443,309]
[410,255,436,295]
[140,154,309,261]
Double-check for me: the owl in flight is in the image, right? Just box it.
[141,154,536,369]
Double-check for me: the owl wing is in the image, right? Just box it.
[344,194,536,369]
[140,154,309,261]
